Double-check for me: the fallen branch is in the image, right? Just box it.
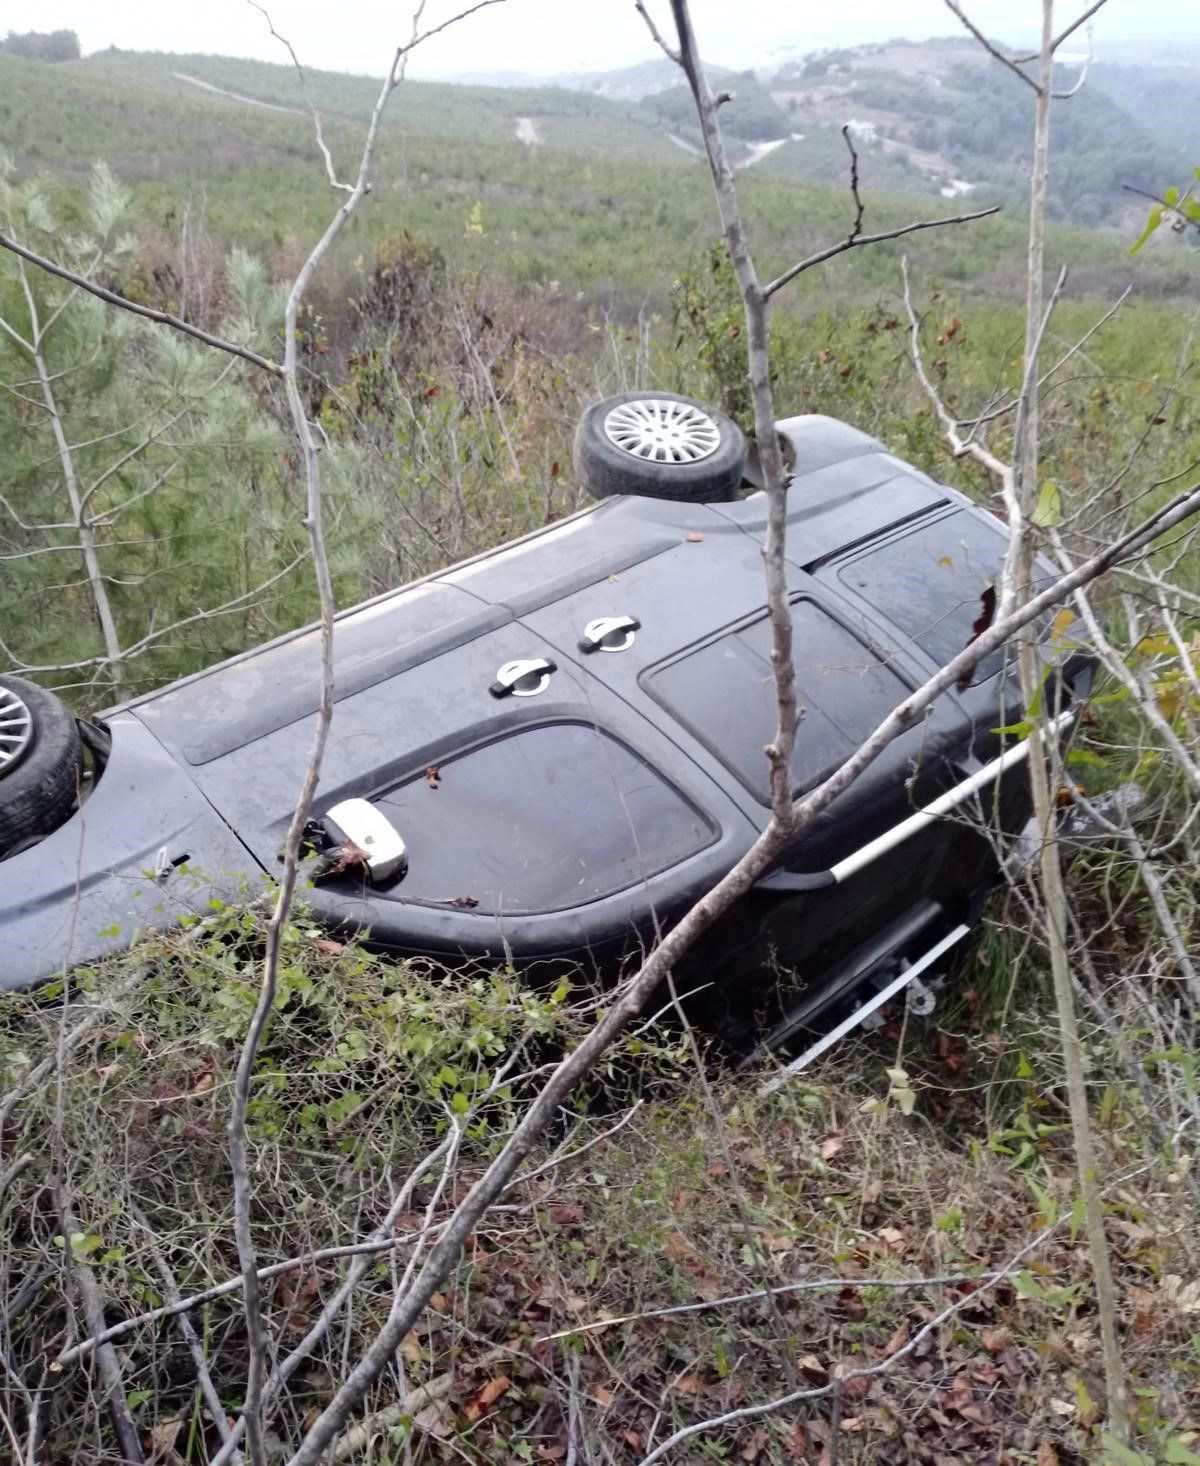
[131,1202,243,1461]
[330,1345,511,1462]
[537,1266,1014,1342]
[56,1188,145,1464]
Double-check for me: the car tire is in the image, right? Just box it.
[0,674,83,860]
[574,391,746,503]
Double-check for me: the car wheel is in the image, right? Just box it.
[0,674,84,860]
[573,391,746,503]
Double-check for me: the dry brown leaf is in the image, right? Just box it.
[470,1374,510,1413]
[739,1427,769,1461]
[593,1384,615,1408]
[400,1331,422,1364]
[622,1430,643,1452]
[958,1401,995,1427]
[547,1203,585,1225]
[147,1416,183,1454]
[781,1421,810,1460]
[836,1286,868,1322]
[313,937,344,955]
[1163,1274,1200,1313]
[674,1374,704,1395]
[1036,1442,1059,1466]
[413,1400,453,1438]
[834,1364,870,1400]
[664,1230,702,1267]
[798,1353,829,1383]
[819,1134,845,1160]
[1129,1286,1158,1334]
[881,1322,909,1357]
[980,1324,1012,1352]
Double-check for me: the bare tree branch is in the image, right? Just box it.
[247,1,353,193]
[944,0,1040,90]
[7,260,125,685]
[763,202,999,300]
[538,1266,1015,1342]
[130,1202,244,1462]
[633,0,680,64]
[0,553,309,676]
[1012,0,1110,60]
[0,229,283,376]
[635,0,801,829]
[56,1188,145,1464]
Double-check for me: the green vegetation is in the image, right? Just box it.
[0,46,1194,306]
[0,26,79,62]
[2,913,1197,1462]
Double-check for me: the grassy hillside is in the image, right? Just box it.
[1,47,1194,311]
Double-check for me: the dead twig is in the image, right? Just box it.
[56,1187,145,1464]
[130,1201,243,1461]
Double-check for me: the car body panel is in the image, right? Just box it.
[1,716,264,987]
[0,414,1087,1003]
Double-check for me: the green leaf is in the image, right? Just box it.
[1070,1194,1085,1246]
[1014,1269,1046,1301]
[1164,186,1180,206]
[1066,749,1107,768]
[1130,203,1165,254]
[1033,479,1061,528]
[1102,1438,1154,1466]
[1166,1438,1200,1464]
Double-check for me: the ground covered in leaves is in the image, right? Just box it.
[1,911,1197,1466]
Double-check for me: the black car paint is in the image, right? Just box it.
[1,414,1084,1002]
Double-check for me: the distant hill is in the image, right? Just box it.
[0,43,1191,309]
[1090,62,1200,165]
[438,58,735,101]
[759,38,1191,225]
[440,37,1194,225]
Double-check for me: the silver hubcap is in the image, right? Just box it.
[604,399,721,464]
[0,686,34,776]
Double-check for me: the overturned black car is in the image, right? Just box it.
[0,394,1092,1047]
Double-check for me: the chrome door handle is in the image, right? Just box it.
[579,615,640,653]
[489,657,556,698]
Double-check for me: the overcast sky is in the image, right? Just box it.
[4,0,1196,76]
